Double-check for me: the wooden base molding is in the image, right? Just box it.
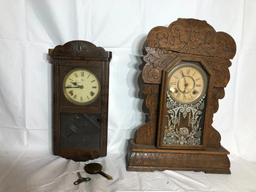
[127,140,230,174]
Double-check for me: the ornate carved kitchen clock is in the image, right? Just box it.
[127,19,236,173]
[49,40,111,161]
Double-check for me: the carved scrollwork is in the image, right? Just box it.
[146,19,236,59]
[142,47,177,83]
[49,40,110,60]
[142,65,161,83]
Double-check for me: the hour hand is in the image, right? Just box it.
[181,71,185,77]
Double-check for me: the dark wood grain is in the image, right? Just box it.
[49,40,111,161]
[127,19,236,173]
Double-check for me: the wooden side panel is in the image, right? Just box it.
[134,84,160,145]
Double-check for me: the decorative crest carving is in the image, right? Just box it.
[49,40,110,60]
[146,19,236,59]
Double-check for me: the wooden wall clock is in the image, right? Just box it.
[49,40,111,161]
[127,19,236,173]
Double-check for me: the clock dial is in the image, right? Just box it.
[63,68,100,105]
[168,63,207,104]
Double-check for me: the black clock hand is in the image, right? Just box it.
[181,71,185,78]
[65,85,84,89]
[184,79,189,92]
[179,72,187,93]
[181,72,189,93]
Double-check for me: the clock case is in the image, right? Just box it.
[49,41,111,161]
[127,19,236,173]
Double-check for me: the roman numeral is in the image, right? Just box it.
[90,91,95,97]
[69,90,73,96]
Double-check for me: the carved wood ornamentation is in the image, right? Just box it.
[49,40,110,60]
[128,18,236,173]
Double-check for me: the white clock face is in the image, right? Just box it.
[63,68,100,105]
[168,63,207,104]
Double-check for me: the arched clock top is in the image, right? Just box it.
[49,40,111,60]
[146,18,236,59]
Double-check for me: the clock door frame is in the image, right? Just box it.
[157,57,211,149]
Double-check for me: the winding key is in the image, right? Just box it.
[73,172,91,185]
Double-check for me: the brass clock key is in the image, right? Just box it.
[73,172,91,185]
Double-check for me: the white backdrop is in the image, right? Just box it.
[1,0,256,192]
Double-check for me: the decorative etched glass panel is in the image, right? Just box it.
[162,62,208,146]
[163,94,206,145]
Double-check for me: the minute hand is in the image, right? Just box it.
[181,71,188,93]
[65,85,84,89]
